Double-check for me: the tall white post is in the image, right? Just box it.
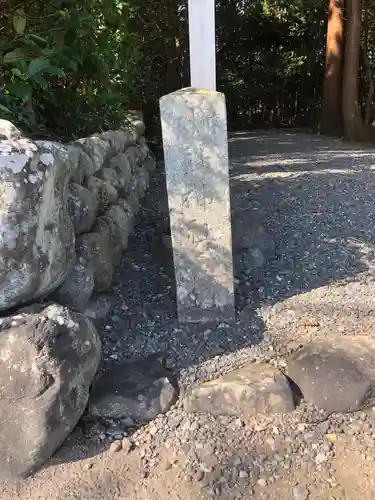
[188,0,216,90]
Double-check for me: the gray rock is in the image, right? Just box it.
[103,204,131,253]
[67,183,99,235]
[125,111,145,137]
[142,154,156,172]
[233,220,275,261]
[0,303,101,479]
[85,176,119,212]
[91,215,122,268]
[88,354,178,421]
[76,223,114,292]
[240,247,265,270]
[183,362,295,417]
[50,257,95,312]
[136,167,150,199]
[84,292,119,320]
[101,130,133,156]
[104,160,133,197]
[116,198,136,232]
[287,336,375,412]
[0,121,75,311]
[75,136,109,174]
[66,144,85,184]
[293,485,309,500]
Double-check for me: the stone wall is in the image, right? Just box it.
[0,114,155,314]
[0,115,156,479]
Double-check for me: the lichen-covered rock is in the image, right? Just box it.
[184,362,295,417]
[75,136,109,174]
[66,144,85,184]
[0,121,75,311]
[76,228,114,291]
[103,205,131,251]
[84,175,118,212]
[107,154,133,194]
[102,129,138,155]
[50,257,95,311]
[0,303,101,479]
[116,197,136,233]
[126,146,141,172]
[67,183,99,235]
[95,166,132,198]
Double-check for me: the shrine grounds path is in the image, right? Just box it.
[4,130,375,500]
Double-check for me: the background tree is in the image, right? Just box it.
[342,0,368,140]
[1,0,375,143]
[321,0,345,135]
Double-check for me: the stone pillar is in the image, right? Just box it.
[160,87,235,323]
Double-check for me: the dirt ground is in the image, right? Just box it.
[3,131,375,500]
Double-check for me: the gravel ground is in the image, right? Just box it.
[4,130,375,500]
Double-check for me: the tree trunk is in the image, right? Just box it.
[363,0,374,125]
[321,0,345,135]
[342,0,368,140]
[165,0,182,92]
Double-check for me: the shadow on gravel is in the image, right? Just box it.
[229,130,375,310]
[45,130,375,472]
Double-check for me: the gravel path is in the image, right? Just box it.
[5,130,375,500]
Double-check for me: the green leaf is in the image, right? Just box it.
[28,34,47,45]
[32,73,48,89]
[43,65,65,77]
[28,58,65,78]
[28,58,50,77]
[7,81,31,101]
[13,9,27,35]
[3,48,28,63]
[11,68,22,77]
[0,103,11,114]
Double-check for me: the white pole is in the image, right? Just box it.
[188,0,216,91]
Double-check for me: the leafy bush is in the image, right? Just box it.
[0,0,141,139]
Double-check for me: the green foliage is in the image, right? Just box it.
[0,0,357,137]
[0,0,141,138]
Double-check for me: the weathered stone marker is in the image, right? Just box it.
[160,87,235,323]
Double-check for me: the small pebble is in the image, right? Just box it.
[293,485,309,500]
[122,437,133,454]
[110,440,122,453]
[193,469,204,482]
[315,452,327,465]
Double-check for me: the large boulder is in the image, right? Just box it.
[184,362,295,417]
[0,303,101,479]
[0,121,75,311]
[287,336,375,412]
